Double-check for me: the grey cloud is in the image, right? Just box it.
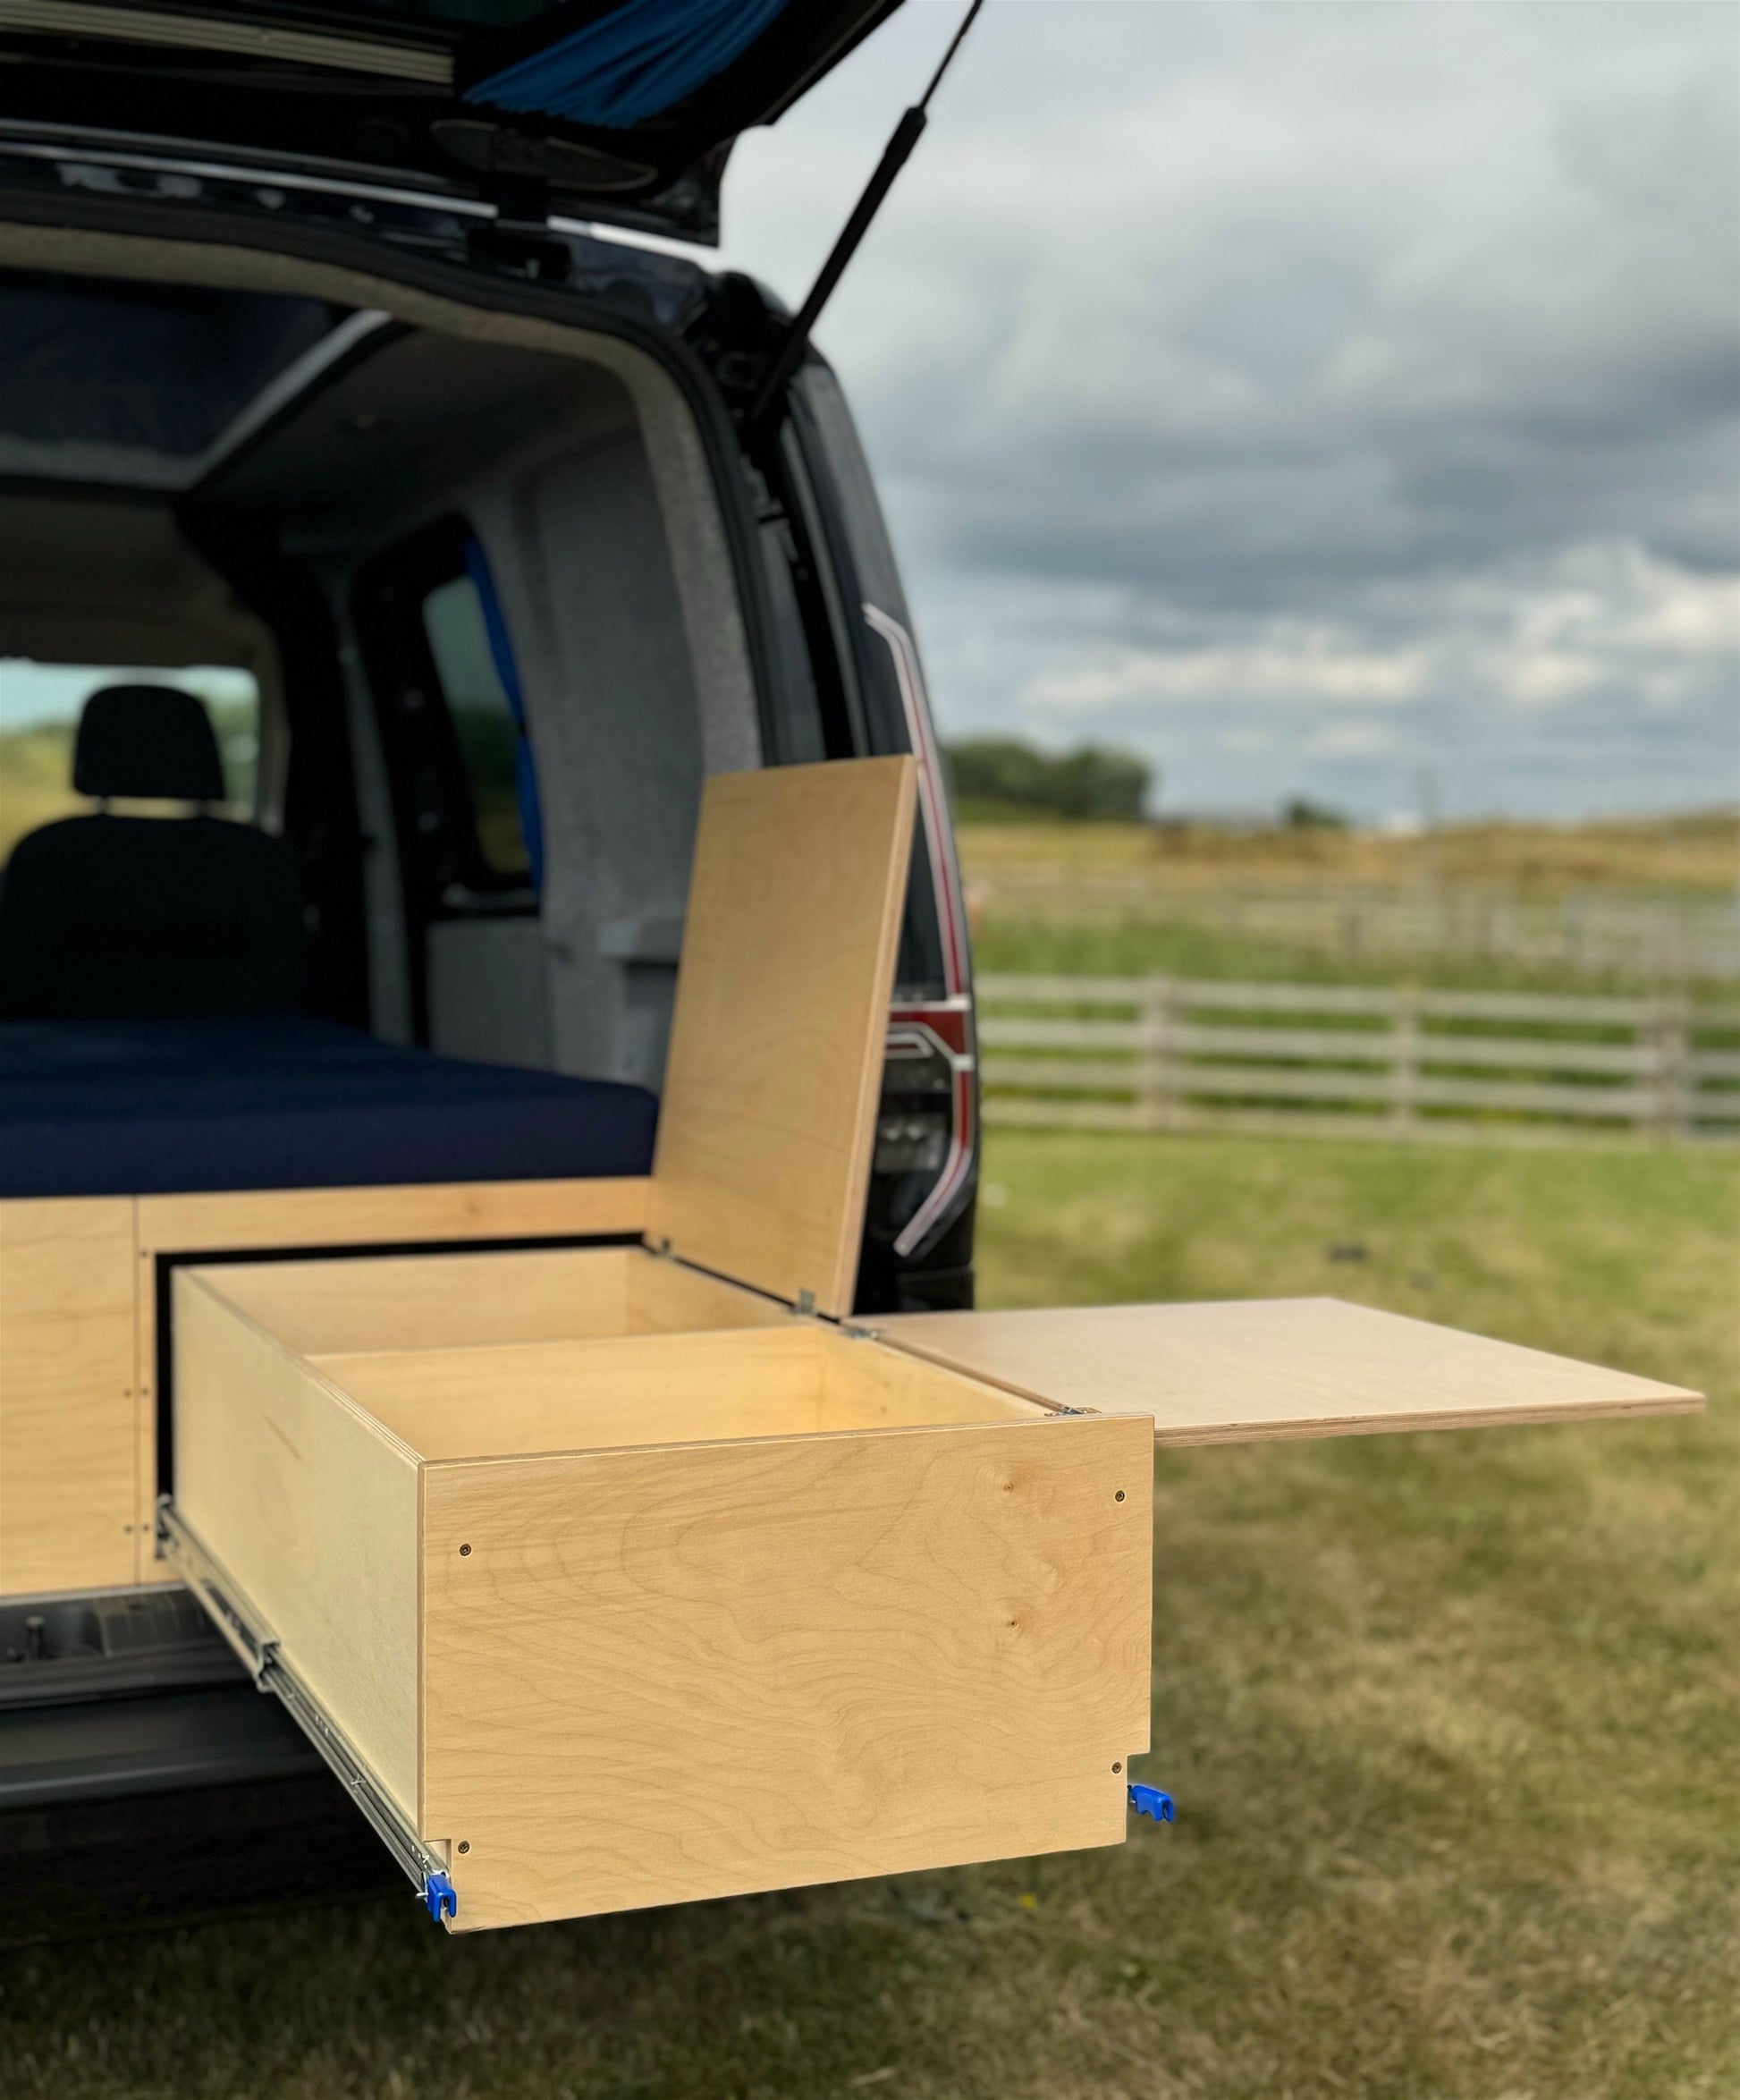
[719,1,1738,820]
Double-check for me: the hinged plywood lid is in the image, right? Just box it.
[870,1299,1702,1444]
[646,758,917,1318]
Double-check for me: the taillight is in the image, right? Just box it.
[882,1003,976,1257]
[862,607,976,1257]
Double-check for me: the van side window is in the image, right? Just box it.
[419,569,534,883]
[352,519,540,910]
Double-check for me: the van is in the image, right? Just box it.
[0,3,1700,1936]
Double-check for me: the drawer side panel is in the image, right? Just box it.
[421,1414,1152,1930]
[173,1271,420,1819]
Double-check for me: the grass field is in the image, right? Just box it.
[4,1130,1735,2100]
[967,910,1664,995]
[0,723,82,858]
[957,812,1740,995]
[956,812,1740,897]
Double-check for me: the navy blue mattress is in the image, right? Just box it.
[0,1016,658,1199]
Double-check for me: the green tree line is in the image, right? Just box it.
[944,737,1153,822]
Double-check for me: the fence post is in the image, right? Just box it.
[1141,976,1180,1131]
[1562,893,1582,975]
[1389,988,1420,1134]
[1649,994,1691,1138]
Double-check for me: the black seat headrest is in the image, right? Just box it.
[73,683,227,803]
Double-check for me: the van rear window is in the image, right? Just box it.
[0,663,260,862]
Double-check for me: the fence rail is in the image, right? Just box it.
[976,974,1740,1143]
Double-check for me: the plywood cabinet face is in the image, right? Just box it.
[1,755,917,1608]
[421,1407,1151,1929]
[173,1266,1154,1931]
[199,1245,789,1361]
[0,1198,138,1595]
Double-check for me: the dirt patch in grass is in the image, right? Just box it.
[4,1135,1735,2099]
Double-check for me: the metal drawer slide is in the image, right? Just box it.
[157,1500,456,1923]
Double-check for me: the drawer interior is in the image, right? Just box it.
[194,1248,1056,1465]
[195,1244,790,1358]
[311,1324,1052,1461]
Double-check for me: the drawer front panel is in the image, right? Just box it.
[420,1414,1153,1931]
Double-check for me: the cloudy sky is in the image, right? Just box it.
[718,0,1739,824]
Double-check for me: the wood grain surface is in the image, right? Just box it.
[173,1270,421,1816]
[646,758,916,1317]
[310,1322,1047,1464]
[419,1411,1152,1928]
[131,1178,648,1576]
[136,1178,648,1258]
[316,1327,830,1461]
[873,1297,1704,1444]
[0,1198,138,1594]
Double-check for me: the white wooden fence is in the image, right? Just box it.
[976,975,1740,1143]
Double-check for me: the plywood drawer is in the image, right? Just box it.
[166,1246,1694,1934]
[171,1259,1153,1933]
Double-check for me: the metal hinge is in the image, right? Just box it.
[794,1289,817,1317]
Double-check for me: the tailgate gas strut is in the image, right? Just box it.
[748,0,986,430]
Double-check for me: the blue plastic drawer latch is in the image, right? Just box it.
[1128,1784,1175,1825]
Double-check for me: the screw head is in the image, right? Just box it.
[1115,1489,1127,1503]
[1111,1762,1122,1774]
[459,1543,472,1557]
[457,1841,470,1855]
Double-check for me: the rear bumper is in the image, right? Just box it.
[0,1681,321,1810]
[0,1584,390,1943]
[0,1687,403,1946]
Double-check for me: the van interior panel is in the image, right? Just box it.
[0,258,762,1095]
